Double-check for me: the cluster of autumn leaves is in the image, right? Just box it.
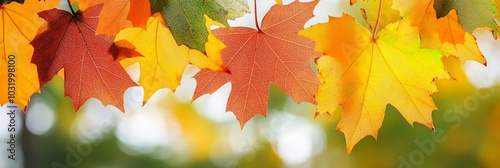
[1,0,499,152]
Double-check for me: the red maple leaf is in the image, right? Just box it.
[193,1,320,125]
[31,4,137,111]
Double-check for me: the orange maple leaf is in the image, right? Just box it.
[193,1,320,126]
[0,0,59,109]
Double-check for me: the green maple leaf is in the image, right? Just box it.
[150,0,230,52]
[434,0,499,33]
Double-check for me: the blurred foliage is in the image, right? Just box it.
[20,58,500,168]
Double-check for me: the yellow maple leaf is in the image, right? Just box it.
[299,14,450,153]
[115,13,226,103]
[193,15,227,72]
[0,0,60,109]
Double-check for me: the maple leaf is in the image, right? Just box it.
[72,0,151,35]
[193,1,320,126]
[31,4,137,112]
[0,0,59,109]
[299,14,450,153]
[203,15,227,71]
[115,13,227,103]
[434,0,498,33]
[394,0,486,65]
[434,10,486,64]
[150,0,230,52]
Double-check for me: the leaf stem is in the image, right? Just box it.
[372,0,383,40]
[67,0,76,15]
[254,0,261,32]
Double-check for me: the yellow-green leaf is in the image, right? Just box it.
[300,14,450,153]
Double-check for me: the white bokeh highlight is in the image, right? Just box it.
[70,99,122,143]
[26,102,55,136]
[465,29,500,88]
[277,130,313,165]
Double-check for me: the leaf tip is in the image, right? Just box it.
[313,111,321,118]
[237,118,246,130]
[346,147,353,155]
